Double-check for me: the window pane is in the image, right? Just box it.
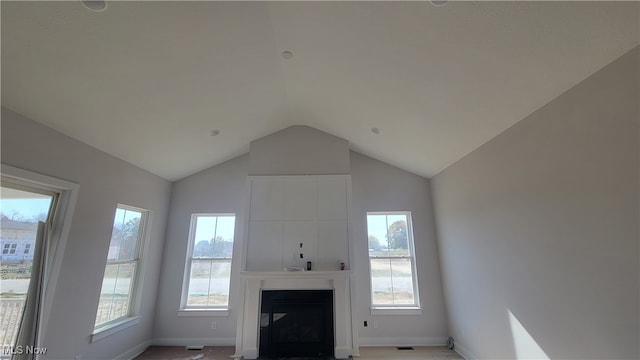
[367,214,390,257]
[108,208,142,261]
[215,216,235,258]
[193,216,217,257]
[187,260,212,306]
[386,215,409,256]
[95,262,135,326]
[390,258,415,305]
[0,186,54,347]
[370,258,392,305]
[187,259,231,307]
[192,215,235,258]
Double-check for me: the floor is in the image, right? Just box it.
[134,346,463,360]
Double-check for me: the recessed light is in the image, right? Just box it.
[81,0,107,12]
[430,0,448,6]
[281,51,293,60]
[371,127,381,135]
[210,129,220,137]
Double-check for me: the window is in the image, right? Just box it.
[367,211,420,310]
[3,244,10,254]
[9,243,17,254]
[1,164,79,348]
[94,205,147,328]
[24,244,31,254]
[181,214,235,310]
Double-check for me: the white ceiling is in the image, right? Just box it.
[2,1,638,181]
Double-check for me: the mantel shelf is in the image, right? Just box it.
[240,270,352,279]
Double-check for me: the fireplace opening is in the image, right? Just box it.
[259,290,334,359]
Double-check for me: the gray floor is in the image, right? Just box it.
[134,346,463,360]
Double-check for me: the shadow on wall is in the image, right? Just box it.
[508,309,550,360]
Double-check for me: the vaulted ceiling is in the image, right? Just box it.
[2,1,638,181]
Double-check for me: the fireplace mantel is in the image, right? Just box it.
[240,270,352,279]
[234,271,358,359]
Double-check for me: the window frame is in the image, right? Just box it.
[1,164,79,348]
[93,204,149,332]
[180,213,236,314]
[366,211,421,314]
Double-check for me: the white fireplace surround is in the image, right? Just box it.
[234,270,358,359]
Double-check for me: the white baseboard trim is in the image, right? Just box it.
[453,341,479,360]
[335,346,356,359]
[114,339,152,360]
[152,337,236,347]
[358,337,448,347]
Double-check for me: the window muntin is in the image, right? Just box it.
[95,205,147,328]
[182,214,235,309]
[367,211,419,307]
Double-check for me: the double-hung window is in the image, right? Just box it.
[367,211,420,312]
[181,214,235,312]
[94,205,148,329]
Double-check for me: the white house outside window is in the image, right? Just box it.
[181,214,235,311]
[94,205,148,329]
[367,211,420,311]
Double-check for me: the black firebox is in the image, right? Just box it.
[259,290,334,359]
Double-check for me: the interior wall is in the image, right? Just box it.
[152,146,448,346]
[248,125,350,175]
[0,108,172,360]
[431,47,639,359]
[152,154,248,344]
[350,151,448,346]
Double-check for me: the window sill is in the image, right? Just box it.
[177,309,229,317]
[370,307,422,315]
[91,316,141,343]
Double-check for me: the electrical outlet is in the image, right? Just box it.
[373,320,379,329]
[211,321,217,330]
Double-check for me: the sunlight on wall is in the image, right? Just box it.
[508,310,550,359]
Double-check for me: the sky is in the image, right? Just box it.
[0,188,53,221]
[194,215,235,242]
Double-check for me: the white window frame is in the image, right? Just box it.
[179,213,236,316]
[92,204,149,337]
[1,164,79,349]
[367,211,421,315]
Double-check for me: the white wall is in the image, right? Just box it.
[152,154,248,344]
[350,151,449,346]
[152,131,449,346]
[431,47,639,359]
[245,175,351,271]
[0,108,172,359]
[249,125,350,175]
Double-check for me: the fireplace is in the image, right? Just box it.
[259,290,334,358]
[234,271,357,359]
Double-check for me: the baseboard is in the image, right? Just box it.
[113,339,153,360]
[452,341,479,360]
[358,337,448,347]
[152,337,236,347]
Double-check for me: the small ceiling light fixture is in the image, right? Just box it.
[81,0,107,12]
[210,129,220,137]
[431,0,448,6]
[281,51,294,60]
[371,127,381,135]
